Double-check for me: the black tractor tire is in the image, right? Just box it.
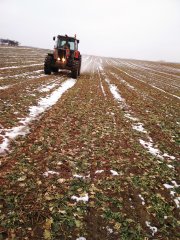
[71,61,79,79]
[78,58,81,76]
[44,55,53,75]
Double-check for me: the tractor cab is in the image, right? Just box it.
[53,35,80,63]
[54,35,79,51]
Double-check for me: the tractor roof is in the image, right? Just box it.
[57,35,79,42]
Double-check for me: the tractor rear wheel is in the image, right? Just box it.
[44,55,53,75]
[71,61,79,79]
[78,59,81,76]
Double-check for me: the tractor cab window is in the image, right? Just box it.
[68,41,75,50]
[57,38,75,50]
[60,40,67,48]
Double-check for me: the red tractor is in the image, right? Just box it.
[44,34,81,79]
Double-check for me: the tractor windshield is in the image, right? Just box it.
[57,38,75,50]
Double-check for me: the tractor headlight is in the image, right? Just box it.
[62,57,65,62]
[57,57,60,61]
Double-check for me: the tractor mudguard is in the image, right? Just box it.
[74,51,80,59]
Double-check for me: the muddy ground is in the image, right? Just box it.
[0,46,179,239]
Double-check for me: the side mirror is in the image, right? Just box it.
[77,40,79,43]
[53,36,55,41]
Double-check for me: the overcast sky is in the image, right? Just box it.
[0,0,180,62]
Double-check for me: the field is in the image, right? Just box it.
[0,46,179,239]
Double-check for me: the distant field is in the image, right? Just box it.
[0,46,179,239]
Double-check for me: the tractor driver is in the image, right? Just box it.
[63,41,71,58]
[63,42,70,49]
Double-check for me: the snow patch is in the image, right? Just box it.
[71,193,89,202]
[73,174,84,179]
[124,113,139,121]
[0,63,42,70]
[138,194,145,205]
[164,181,180,208]
[0,69,44,80]
[106,226,113,234]
[38,83,58,92]
[167,164,175,169]
[145,221,157,236]
[95,170,104,174]
[0,85,11,90]
[164,181,179,189]
[132,123,147,133]
[163,184,174,189]
[139,138,163,159]
[163,153,175,160]
[171,181,179,187]
[170,191,176,196]
[111,72,135,90]
[100,81,106,96]
[174,197,180,208]
[109,84,125,103]
[110,170,119,176]
[43,171,59,177]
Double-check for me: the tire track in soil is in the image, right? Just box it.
[102,65,179,163]
[0,75,75,156]
[108,59,180,99]
[0,73,69,128]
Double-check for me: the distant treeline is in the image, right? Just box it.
[0,38,19,46]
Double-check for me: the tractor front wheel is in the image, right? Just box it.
[44,55,53,75]
[71,61,79,79]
